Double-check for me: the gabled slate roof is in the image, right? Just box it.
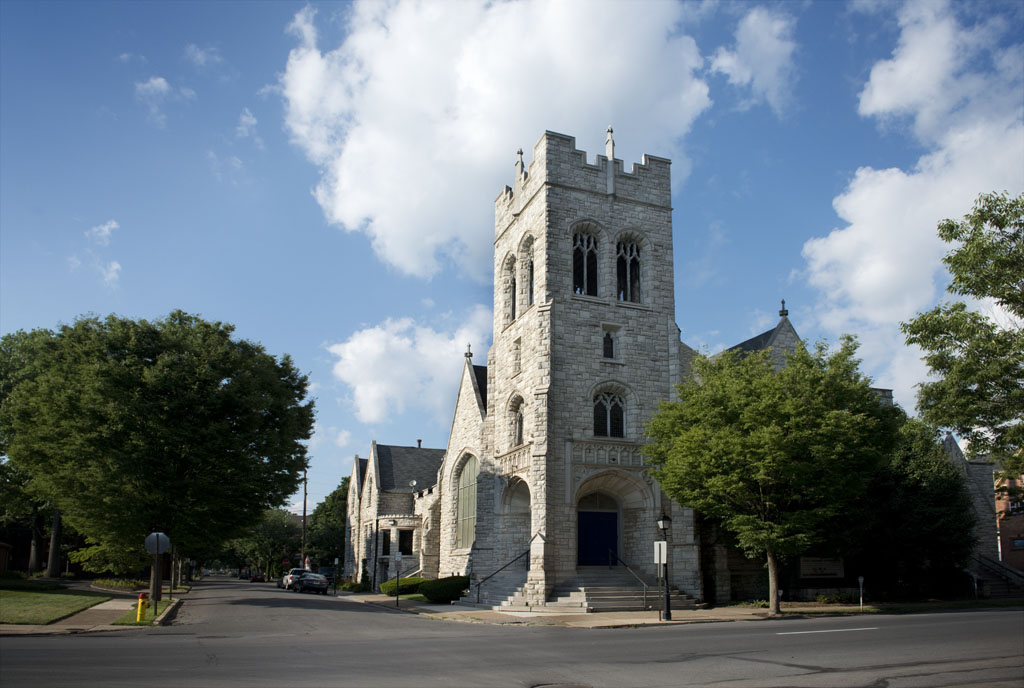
[729,327,776,353]
[473,365,488,409]
[356,457,368,485]
[375,444,445,493]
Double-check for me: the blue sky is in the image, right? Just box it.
[2,0,1022,512]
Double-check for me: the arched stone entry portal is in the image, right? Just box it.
[501,478,532,566]
[577,492,619,565]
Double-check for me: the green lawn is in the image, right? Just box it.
[111,599,174,626]
[0,588,111,625]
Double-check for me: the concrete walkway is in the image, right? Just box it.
[0,596,180,636]
[350,593,836,627]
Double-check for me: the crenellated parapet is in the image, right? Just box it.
[495,129,672,236]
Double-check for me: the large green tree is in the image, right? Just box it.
[307,476,349,567]
[902,191,1023,479]
[841,417,975,598]
[645,338,900,615]
[228,508,301,578]
[0,310,314,563]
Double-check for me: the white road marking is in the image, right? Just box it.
[776,627,879,635]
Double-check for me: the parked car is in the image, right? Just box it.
[251,573,266,582]
[293,573,329,595]
[282,567,308,590]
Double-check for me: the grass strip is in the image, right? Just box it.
[0,588,112,625]
[111,599,174,626]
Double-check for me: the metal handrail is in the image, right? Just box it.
[476,549,530,603]
[607,549,651,611]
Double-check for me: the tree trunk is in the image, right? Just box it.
[766,550,780,616]
[27,512,44,572]
[45,509,62,578]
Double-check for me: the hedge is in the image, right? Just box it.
[418,575,469,603]
[379,576,428,596]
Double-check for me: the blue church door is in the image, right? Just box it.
[577,511,618,566]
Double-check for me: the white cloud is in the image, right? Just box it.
[309,422,352,451]
[207,150,245,184]
[85,219,119,246]
[328,306,492,424]
[279,1,711,280]
[134,76,195,127]
[710,6,797,116]
[183,44,222,68]
[235,107,264,149]
[801,0,1024,410]
[100,260,121,286]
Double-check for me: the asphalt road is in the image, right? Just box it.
[1,578,1021,687]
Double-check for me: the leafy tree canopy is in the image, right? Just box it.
[645,337,901,614]
[902,191,1023,475]
[0,310,314,559]
[841,417,975,598]
[307,476,349,566]
[227,508,301,577]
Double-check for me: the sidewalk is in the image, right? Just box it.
[349,593,827,627]
[0,594,181,636]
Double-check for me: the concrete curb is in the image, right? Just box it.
[156,597,183,625]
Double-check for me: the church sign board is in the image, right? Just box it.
[799,557,844,578]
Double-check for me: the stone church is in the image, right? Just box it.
[345,129,802,608]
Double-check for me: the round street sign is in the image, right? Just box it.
[145,532,171,555]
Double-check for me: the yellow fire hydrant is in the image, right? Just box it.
[136,592,149,622]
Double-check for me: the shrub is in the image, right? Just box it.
[93,578,147,589]
[338,580,370,593]
[419,575,470,603]
[816,593,858,605]
[379,576,428,596]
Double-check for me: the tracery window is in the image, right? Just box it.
[573,233,598,296]
[616,240,641,303]
[593,392,625,438]
[456,455,479,549]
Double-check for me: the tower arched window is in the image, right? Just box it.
[573,233,598,296]
[456,455,479,549]
[509,395,526,447]
[503,256,517,324]
[527,260,535,306]
[616,240,641,303]
[593,392,625,438]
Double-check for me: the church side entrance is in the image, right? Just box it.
[577,492,619,566]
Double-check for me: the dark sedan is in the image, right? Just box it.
[293,573,329,595]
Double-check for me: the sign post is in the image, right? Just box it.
[858,576,864,612]
[394,552,403,608]
[145,532,171,606]
[654,541,667,621]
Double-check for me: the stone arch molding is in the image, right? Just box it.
[568,218,607,240]
[446,448,481,490]
[500,475,532,515]
[574,468,653,510]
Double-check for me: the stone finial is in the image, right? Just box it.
[465,343,473,359]
[779,299,788,317]
[605,126,615,195]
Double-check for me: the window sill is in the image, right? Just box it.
[571,294,607,305]
[599,358,626,366]
[615,300,653,312]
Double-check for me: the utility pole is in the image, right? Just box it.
[301,470,307,567]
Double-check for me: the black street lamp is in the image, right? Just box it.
[657,514,672,621]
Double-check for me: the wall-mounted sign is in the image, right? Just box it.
[799,557,844,578]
